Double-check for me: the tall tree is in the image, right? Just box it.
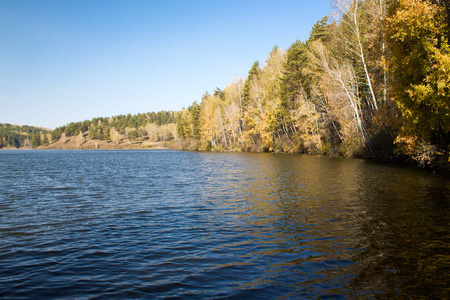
[281,40,308,112]
[188,102,201,140]
[242,61,260,109]
[386,0,450,148]
[332,0,379,110]
[245,46,287,150]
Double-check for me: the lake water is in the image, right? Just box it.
[0,150,449,299]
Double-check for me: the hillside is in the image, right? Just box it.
[39,131,169,150]
[0,123,50,149]
[26,111,178,150]
[4,0,450,169]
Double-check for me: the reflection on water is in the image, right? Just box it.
[0,150,449,299]
[351,161,450,298]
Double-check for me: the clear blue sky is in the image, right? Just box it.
[0,0,330,129]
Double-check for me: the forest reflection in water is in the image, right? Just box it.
[199,152,450,298]
[0,150,448,299]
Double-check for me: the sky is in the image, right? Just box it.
[0,0,331,129]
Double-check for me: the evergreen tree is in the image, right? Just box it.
[42,134,49,145]
[31,134,41,148]
[188,102,201,139]
[281,40,308,111]
[308,16,329,42]
[213,88,226,100]
[242,61,260,109]
[177,112,187,138]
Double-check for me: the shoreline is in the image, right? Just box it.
[2,141,449,173]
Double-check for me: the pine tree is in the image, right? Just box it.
[188,102,201,139]
[242,61,260,109]
[281,40,308,111]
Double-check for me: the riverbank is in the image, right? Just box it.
[3,136,449,172]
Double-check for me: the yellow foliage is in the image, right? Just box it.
[387,0,450,142]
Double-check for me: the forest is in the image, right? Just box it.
[30,111,178,148]
[3,0,449,169]
[0,123,49,148]
[175,0,450,168]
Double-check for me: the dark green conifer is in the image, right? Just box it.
[242,61,260,109]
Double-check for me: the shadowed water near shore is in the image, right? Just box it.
[0,150,449,299]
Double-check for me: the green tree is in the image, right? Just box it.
[42,134,49,145]
[242,61,260,108]
[309,16,330,42]
[31,134,41,148]
[281,40,309,111]
[177,113,187,138]
[127,130,139,141]
[188,101,201,139]
[213,88,226,100]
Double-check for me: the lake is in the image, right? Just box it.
[0,150,449,299]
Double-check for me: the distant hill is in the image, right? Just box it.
[24,111,180,149]
[0,123,50,148]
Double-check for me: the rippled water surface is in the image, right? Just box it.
[0,150,449,299]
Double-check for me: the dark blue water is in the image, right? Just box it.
[0,150,449,299]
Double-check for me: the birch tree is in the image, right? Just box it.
[144,123,158,141]
[332,0,379,110]
[308,40,368,152]
[110,128,120,144]
[224,78,247,147]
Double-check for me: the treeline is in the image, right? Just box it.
[17,0,450,168]
[28,111,178,148]
[176,0,450,168]
[52,111,176,138]
[0,123,49,148]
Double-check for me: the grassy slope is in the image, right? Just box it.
[38,132,168,150]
